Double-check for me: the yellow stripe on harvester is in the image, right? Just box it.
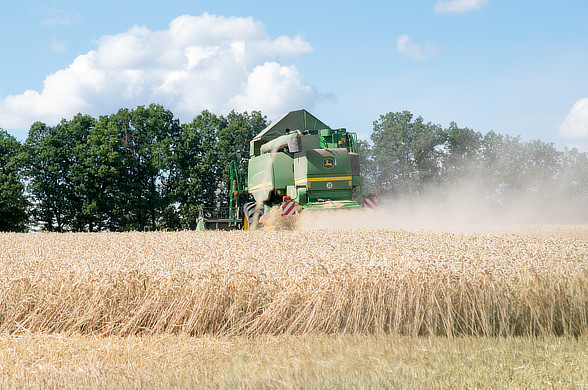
[306,176,352,182]
[248,181,273,192]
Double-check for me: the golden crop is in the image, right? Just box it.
[0,229,587,337]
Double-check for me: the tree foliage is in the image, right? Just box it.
[0,129,28,231]
[168,110,267,229]
[371,111,445,195]
[19,106,266,231]
[366,110,588,221]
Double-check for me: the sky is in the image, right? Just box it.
[1,0,588,150]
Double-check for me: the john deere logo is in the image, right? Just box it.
[323,158,335,169]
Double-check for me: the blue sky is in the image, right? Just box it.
[2,0,588,150]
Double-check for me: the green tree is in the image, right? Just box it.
[82,113,126,231]
[24,122,69,231]
[170,110,224,229]
[24,115,97,231]
[559,147,588,200]
[217,111,267,206]
[62,114,97,231]
[0,129,28,231]
[553,147,588,221]
[479,132,533,199]
[169,110,267,229]
[112,104,181,231]
[520,139,561,194]
[442,122,482,185]
[371,111,445,196]
[356,139,375,192]
[23,106,181,232]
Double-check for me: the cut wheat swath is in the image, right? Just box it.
[0,229,587,336]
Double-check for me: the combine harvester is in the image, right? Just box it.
[196,109,376,230]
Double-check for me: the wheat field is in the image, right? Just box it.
[1,333,587,389]
[1,227,587,337]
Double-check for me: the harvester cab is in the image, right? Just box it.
[196,109,375,230]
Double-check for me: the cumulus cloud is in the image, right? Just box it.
[0,13,318,129]
[229,62,316,114]
[559,98,588,139]
[434,0,488,14]
[396,34,440,61]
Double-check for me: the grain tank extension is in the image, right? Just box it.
[196,109,375,230]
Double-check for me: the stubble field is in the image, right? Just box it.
[1,223,587,388]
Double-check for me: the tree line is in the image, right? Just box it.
[1,105,587,231]
[361,111,588,222]
[1,105,266,231]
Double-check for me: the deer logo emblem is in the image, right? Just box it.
[323,158,335,169]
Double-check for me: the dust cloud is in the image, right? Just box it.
[294,182,588,234]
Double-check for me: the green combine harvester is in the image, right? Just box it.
[196,109,375,230]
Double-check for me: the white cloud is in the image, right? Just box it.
[434,0,488,14]
[396,34,440,61]
[229,62,317,114]
[0,13,317,129]
[559,98,588,139]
